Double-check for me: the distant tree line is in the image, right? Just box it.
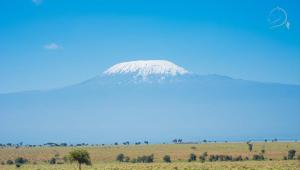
[0,138,293,149]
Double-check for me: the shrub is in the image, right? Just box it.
[283,156,287,160]
[130,158,137,163]
[143,154,154,163]
[225,155,232,161]
[1,161,5,165]
[297,155,300,160]
[63,155,70,162]
[199,152,208,162]
[208,155,216,162]
[207,154,235,162]
[288,149,296,160]
[15,157,28,165]
[233,155,243,161]
[252,154,264,161]
[15,164,21,168]
[163,155,171,163]
[188,153,197,162]
[133,154,154,163]
[49,157,56,164]
[190,146,197,150]
[116,153,125,162]
[6,160,14,165]
[124,156,130,162]
[199,155,205,162]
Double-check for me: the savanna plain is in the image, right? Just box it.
[0,142,299,170]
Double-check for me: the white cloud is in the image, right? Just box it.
[43,43,63,50]
[32,0,43,5]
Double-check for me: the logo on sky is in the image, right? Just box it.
[268,6,290,30]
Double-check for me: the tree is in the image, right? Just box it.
[60,143,68,147]
[123,141,130,145]
[252,154,264,161]
[288,149,296,160]
[163,155,171,163]
[69,149,91,170]
[188,153,197,162]
[116,153,125,162]
[49,157,56,164]
[247,143,253,152]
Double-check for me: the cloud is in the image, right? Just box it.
[32,0,43,5]
[43,43,63,50]
[268,6,290,30]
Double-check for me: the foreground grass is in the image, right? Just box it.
[0,161,299,170]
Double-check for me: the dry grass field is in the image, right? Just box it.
[0,161,300,170]
[0,142,299,169]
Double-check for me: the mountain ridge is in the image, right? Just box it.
[0,67,300,143]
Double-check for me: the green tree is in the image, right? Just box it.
[116,153,125,162]
[163,155,171,163]
[69,149,91,170]
[188,153,197,162]
[288,149,296,160]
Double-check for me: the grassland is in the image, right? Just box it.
[0,142,299,169]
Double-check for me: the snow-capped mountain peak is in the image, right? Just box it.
[103,60,188,78]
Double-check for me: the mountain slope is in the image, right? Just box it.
[0,60,299,144]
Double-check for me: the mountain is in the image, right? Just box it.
[0,60,300,144]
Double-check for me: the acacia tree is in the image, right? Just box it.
[69,149,91,170]
[247,143,253,152]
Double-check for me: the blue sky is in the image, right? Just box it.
[0,0,300,93]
